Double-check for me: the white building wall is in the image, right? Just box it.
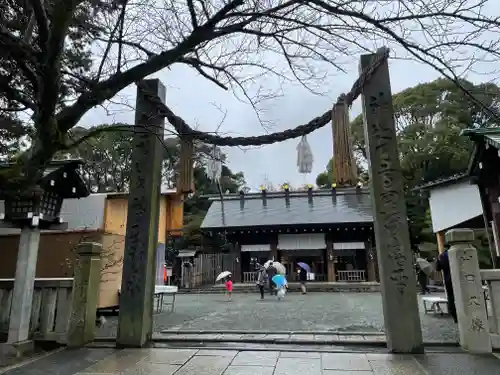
[429,181,483,233]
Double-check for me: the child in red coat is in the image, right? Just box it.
[225,276,233,301]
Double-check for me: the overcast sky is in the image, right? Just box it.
[78,26,498,190]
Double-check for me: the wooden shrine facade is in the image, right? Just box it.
[461,127,500,267]
[201,186,378,283]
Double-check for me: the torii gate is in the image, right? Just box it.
[116,48,423,354]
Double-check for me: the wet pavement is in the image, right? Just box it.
[3,347,500,375]
[96,292,459,343]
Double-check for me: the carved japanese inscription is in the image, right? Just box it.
[367,92,410,294]
[117,79,165,346]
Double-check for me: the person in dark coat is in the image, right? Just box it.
[267,262,277,296]
[436,248,457,323]
[416,265,430,294]
[256,266,267,300]
[298,267,307,294]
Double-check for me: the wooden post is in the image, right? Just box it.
[117,79,164,348]
[67,242,102,348]
[359,50,423,353]
[436,231,445,254]
[326,239,336,282]
[366,242,377,282]
[234,243,242,283]
[270,239,278,261]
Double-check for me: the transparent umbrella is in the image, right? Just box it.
[216,271,232,282]
[416,258,433,276]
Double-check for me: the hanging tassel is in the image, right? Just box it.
[206,146,222,181]
[296,135,314,174]
[177,135,194,194]
[331,95,357,186]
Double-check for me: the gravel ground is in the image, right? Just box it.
[96,292,459,343]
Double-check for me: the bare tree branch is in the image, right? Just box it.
[3,0,500,191]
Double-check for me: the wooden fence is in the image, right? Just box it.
[189,253,237,288]
[337,270,366,282]
[243,272,257,283]
[0,278,73,343]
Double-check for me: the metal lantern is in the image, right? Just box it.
[3,190,63,224]
[0,159,89,228]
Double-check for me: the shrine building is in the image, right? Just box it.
[200,185,378,283]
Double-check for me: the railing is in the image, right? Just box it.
[480,269,500,349]
[243,272,257,283]
[244,272,327,283]
[337,270,366,282]
[0,278,73,343]
[314,273,327,281]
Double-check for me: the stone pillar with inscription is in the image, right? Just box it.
[446,229,491,353]
[116,79,165,348]
[67,242,102,348]
[359,50,423,353]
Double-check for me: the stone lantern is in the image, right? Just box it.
[0,159,89,345]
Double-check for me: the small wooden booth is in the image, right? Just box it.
[0,189,184,310]
[0,159,90,343]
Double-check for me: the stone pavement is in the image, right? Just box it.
[96,292,459,343]
[2,347,500,375]
[155,332,388,346]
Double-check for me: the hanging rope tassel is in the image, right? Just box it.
[297,135,314,174]
[331,95,357,186]
[177,135,194,194]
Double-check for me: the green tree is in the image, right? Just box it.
[62,123,245,248]
[182,164,246,248]
[315,158,367,188]
[350,78,500,244]
[65,124,245,197]
[63,124,135,192]
[0,0,118,160]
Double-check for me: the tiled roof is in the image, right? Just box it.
[461,127,500,149]
[200,188,373,229]
[413,173,469,191]
[461,127,500,175]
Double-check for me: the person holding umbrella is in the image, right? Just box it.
[216,271,233,301]
[256,265,268,300]
[297,262,310,294]
[225,275,233,301]
[267,262,277,296]
[272,274,288,300]
[416,257,432,295]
